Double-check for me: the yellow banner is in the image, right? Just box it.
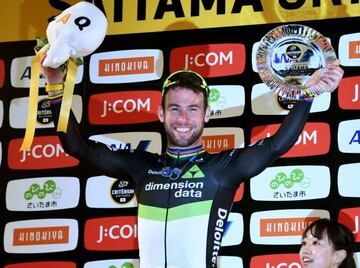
[0,0,359,43]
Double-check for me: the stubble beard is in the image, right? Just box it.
[164,122,205,148]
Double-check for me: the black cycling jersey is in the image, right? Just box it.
[50,99,312,268]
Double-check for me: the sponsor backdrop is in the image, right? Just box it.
[0,0,360,267]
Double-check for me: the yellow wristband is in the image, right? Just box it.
[45,83,64,92]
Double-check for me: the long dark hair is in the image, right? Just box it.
[302,218,356,268]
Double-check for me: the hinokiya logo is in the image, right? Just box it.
[218,256,243,268]
[338,207,360,242]
[338,119,360,153]
[6,177,80,212]
[88,91,162,125]
[338,76,360,110]
[4,218,78,253]
[338,163,360,198]
[89,49,163,83]
[84,259,139,268]
[208,85,245,119]
[251,122,330,157]
[0,59,4,88]
[338,33,360,66]
[170,44,246,77]
[250,165,330,201]
[10,56,83,88]
[86,176,137,208]
[251,83,331,115]
[84,216,138,251]
[202,127,244,153]
[4,262,76,268]
[250,209,330,245]
[221,212,243,247]
[89,132,162,154]
[8,136,79,170]
[9,95,83,129]
[250,253,301,268]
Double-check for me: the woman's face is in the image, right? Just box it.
[299,230,345,268]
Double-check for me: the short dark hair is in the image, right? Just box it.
[161,69,210,110]
[302,218,356,268]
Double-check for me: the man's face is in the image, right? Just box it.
[299,231,346,268]
[158,87,211,149]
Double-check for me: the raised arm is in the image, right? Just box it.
[227,65,344,181]
[40,53,147,182]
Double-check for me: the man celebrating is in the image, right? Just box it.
[41,52,343,267]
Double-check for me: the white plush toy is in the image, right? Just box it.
[42,1,108,68]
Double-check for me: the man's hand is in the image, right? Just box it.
[305,62,344,94]
[40,47,67,85]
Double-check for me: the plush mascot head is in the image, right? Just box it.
[42,1,108,68]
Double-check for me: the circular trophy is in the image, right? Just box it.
[256,24,338,100]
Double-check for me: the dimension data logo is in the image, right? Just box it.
[338,76,360,110]
[88,91,162,125]
[250,165,330,201]
[89,132,162,154]
[9,95,83,129]
[208,85,245,119]
[84,259,139,268]
[250,253,301,268]
[251,83,331,115]
[4,218,78,253]
[170,44,245,77]
[84,216,138,251]
[338,163,360,198]
[338,119,360,153]
[86,176,137,208]
[251,122,330,157]
[10,56,83,88]
[89,49,163,83]
[338,33,360,66]
[250,209,330,245]
[8,136,79,170]
[202,127,244,153]
[6,177,80,211]
[338,207,360,242]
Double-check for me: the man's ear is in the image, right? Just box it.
[158,105,164,123]
[204,105,211,123]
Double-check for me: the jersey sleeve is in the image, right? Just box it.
[49,99,152,184]
[226,100,312,184]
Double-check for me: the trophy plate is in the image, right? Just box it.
[256,24,338,100]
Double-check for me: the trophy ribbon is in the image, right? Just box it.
[57,58,77,132]
[20,52,42,151]
[20,53,78,151]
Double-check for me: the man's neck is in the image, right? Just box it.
[166,145,204,157]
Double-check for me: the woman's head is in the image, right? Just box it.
[299,218,356,268]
